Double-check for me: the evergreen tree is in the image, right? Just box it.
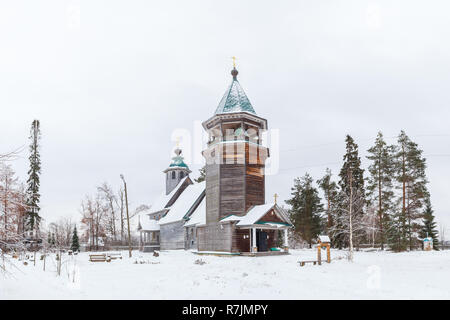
[339,135,365,196]
[25,120,42,236]
[195,165,206,183]
[285,173,323,248]
[394,131,428,251]
[317,168,338,233]
[333,135,366,248]
[71,225,80,252]
[366,132,395,249]
[419,197,439,250]
[384,207,406,252]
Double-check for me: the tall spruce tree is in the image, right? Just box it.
[339,135,365,196]
[25,120,42,236]
[419,197,439,250]
[286,173,323,248]
[366,132,395,250]
[317,168,338,233]
[333,135,365,248]
[394,131,428,251]
[71,225,80,252]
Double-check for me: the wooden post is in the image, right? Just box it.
[326,244,331,263]
[252,228,257,253]
[317,245,322,265]
[283,228,289,252]
[121,174,132,258]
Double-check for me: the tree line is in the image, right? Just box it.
[286,131,439,258]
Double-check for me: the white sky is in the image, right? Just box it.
[1,0,449,234]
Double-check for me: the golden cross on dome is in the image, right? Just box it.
[274,193,279,204]
[175,136,181,148]
[232,56,236,68]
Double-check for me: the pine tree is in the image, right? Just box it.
[419,197,439,250]
[333,135,366,248]
[317,168,338,233]
[25,120,42,236]
[394,131,428,251]
[285,173,324,248]
[195,165,206,183]
[71,225,80,252]
[366,132,395,249]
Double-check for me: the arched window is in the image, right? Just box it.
[180,171,184,178]
[172,171,176,179]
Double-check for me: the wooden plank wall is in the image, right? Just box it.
[245,164,265,211]
[197,223,233,252]
[259,209,284,223]
[232,227,251,252]
[160,221,186,250]
[220,164,245,219]
[205,164,220,224]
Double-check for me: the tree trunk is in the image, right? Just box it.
[348,169,354,262]
[378,160,383,250]
[402,149,406,247]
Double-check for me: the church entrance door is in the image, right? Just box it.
[256,230,268,252]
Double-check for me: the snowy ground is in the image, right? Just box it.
[1,249,449,299]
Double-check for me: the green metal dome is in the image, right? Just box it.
[168,148,189,169]
[169,160,188,168]
[214,68,256,115]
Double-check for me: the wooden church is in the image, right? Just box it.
[138,63,292,255]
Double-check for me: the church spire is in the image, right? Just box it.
[163,143,191,195]
[214,59,256,115]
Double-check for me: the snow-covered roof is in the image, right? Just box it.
[139,218,160,231]
[318,235,330,243]
[220,203,292,227]
[237,203,274,225]
[158,181,205,225]
[150,176,189,213]
[214,69,256,115]
[184,196,206,227]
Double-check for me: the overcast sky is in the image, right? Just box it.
[1,0,449,234]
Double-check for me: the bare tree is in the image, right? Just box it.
[330,169,369,261]
[97,182,118,242]
[80,194,107,250]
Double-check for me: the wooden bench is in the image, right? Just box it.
[298,260,321,267]
[107,252,122,260]
[89,254,111,262]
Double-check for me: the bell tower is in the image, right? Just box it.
[163,147,191,195]
[202,65,269,224]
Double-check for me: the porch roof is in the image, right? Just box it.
[220,203,292,228]
[138,218,160,232]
